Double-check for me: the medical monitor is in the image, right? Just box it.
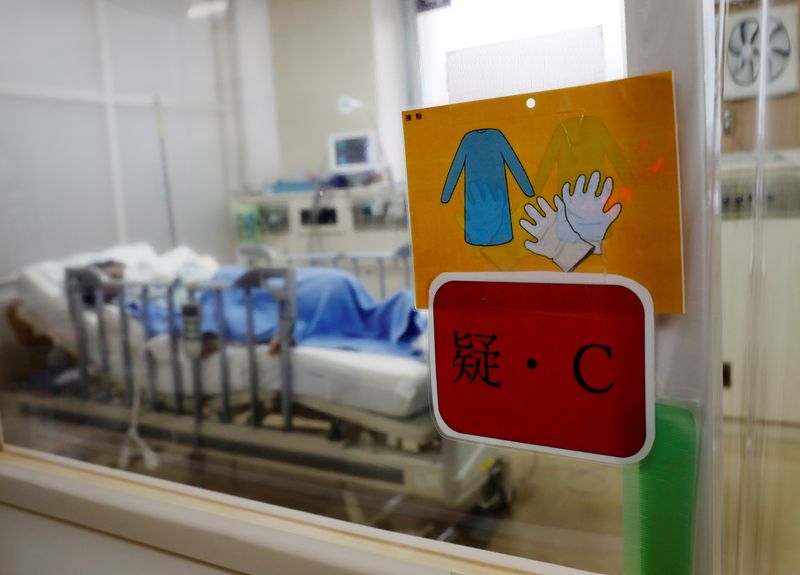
[328,132,376,174]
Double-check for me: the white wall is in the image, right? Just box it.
[371,0,412,182]
[102,0,233,257]
[233,0,282,191]
[0,0,281,278]
[0,0,114,279]
[268,0,410,181]
[0,97,118,276]
[0,0,102,90]
[721,217,800,424]
[269,0,379,178]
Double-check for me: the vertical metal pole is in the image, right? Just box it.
[351,257,360,278]
[245,286,261,428]
[215,288,232,423]
[279,270,295,432]
[117,286,134,406]
[153,99,178,248]
[67,275,91,398]
[141,287,158,410]
[403,253,411,290]
[167,283,184,413]
[377,257,386,299]
[188,288,203,423]
[94,285,111,401]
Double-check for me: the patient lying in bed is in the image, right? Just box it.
[15,245,429,417]
[109,264,427,359]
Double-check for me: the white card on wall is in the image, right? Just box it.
[445,26,607,104]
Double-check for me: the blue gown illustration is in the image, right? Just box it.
[441,129,535,246]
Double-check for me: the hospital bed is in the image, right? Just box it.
[11,244,512,515]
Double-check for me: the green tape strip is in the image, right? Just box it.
[624,403,698,575]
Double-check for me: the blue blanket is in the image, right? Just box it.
[132,266,426,358]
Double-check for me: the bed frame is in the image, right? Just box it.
[13,249,512,518]
[65,265,297,429]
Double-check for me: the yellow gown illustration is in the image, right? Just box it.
[533,115,631,192]
[483,115,630,269]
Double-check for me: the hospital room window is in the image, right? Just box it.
[0,1,638,573]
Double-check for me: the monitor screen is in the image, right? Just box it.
[334,137,368,166]
[329,132,375,173]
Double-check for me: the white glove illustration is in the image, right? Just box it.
[561,171,622,254]
[520,196,593,272]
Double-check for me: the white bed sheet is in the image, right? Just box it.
[147,337,429,418]
[17,243,216,352]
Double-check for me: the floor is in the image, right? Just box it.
[1,389,798,575]
[722,422,800,575]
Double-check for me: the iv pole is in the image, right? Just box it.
[154,97,179,248]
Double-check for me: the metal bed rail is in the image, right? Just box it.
[238,244,413,298]
[65,266,297,432]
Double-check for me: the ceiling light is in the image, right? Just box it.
[187,0,228,21]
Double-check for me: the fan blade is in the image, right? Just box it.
[748,21,760,45]
[768,20,785,42]
[735,56,748,75]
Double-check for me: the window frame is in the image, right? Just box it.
[0,442,598,575]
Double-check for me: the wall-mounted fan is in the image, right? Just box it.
[724,5,798,100]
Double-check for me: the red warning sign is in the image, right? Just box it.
[429,272,655,463]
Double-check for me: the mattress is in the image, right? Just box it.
[147,336,429,418]
[16,243,430,418]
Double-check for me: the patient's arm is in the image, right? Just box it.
[268,335,281,356]
[267,334,295,356]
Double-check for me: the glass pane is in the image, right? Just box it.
[0,2,718,575]
[720,1,800,574]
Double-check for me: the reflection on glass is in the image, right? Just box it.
[0,1,631,573]
[720,1,800,574]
